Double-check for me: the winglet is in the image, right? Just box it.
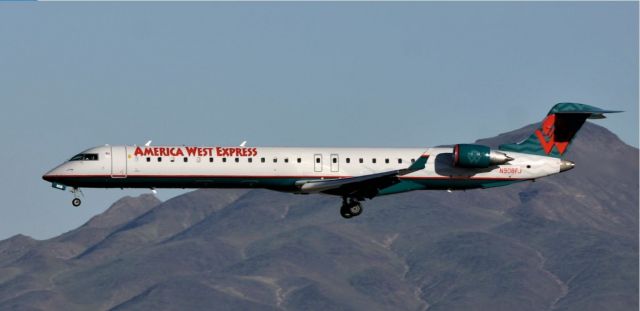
[410,154,429,170]
[399,154,429,175]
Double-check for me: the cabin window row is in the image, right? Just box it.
[342,158,413,164]
[141,157,416,164]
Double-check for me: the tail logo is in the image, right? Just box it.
[534,114,569,155]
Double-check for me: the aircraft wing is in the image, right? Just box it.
[296,154,429,199]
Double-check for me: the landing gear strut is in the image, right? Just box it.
[340,197,363,219]
[71,187,83,207]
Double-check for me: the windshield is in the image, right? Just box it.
[70,153,99,161]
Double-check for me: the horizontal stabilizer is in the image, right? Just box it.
[548,102,622,119]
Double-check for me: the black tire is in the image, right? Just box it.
[340,204,352,219]
[72,198,81,207]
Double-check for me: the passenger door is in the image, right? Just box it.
[111,146,127,178]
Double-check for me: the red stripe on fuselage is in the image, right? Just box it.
[44,174,523,181]
[44,174,353,179]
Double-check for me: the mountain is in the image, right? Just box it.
[0,122,637,311]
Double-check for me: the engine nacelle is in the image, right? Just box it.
[453,144,513,168]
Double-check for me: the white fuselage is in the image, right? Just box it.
[43,145,561,194]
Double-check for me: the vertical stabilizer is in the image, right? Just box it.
[499,103,621,158]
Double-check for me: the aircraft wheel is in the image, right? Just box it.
[349,202,362,217]
[340,204,352,219]
[72,198,81,207]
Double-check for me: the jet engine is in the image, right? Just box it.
[453,144,513,168]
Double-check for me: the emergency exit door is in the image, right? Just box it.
[314,154,322,172]
[111,146,127,178]
[330,154,339,172]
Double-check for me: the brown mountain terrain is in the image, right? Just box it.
[0,122,637,311]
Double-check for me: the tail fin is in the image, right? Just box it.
[499,103,621,158]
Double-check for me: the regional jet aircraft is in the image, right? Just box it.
[43,103,619,218]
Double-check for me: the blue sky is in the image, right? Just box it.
[0,2,637,240]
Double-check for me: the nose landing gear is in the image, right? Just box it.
[340,197,363,219]
[70,187,83,207]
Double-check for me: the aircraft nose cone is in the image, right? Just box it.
[42,167,59,182]
[560,160,575,172]
[42,173,53,182]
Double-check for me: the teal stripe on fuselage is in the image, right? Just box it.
[379,178,524,195]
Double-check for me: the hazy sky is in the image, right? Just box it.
[0,2,637,240]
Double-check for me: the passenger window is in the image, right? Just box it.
[146,157,151,162]
[273,158,278,163]
[284,158,289,163]
[223,158,227,163]
[297,158,301,163]
[209,157,213,162]
[346,158,350,164]
[184,157,188,162]
[359,158,363,163]
[332,158,337,164]
[157,157,162,162]
[248,158,253,163]
[398,158,402,164]
[372,158,377,164]
[235,158,239,163]
[316,158,320,163]
[261,157,265,163]
[411,158,415,163]
[385,158,389,164]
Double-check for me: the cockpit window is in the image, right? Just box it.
[70,153,99,161]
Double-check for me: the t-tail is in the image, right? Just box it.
[499,103,621,158]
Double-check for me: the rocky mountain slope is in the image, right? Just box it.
[0,122,637,311]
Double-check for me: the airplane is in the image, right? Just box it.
[43,103,620,218]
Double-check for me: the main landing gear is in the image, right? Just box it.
[340,197,363,219]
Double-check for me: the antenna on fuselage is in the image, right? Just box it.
[239,141,247,147]
[145,140,152,146]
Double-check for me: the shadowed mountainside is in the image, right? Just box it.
[0,122,637,311]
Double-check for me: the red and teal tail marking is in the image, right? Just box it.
[499,103,621,158]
